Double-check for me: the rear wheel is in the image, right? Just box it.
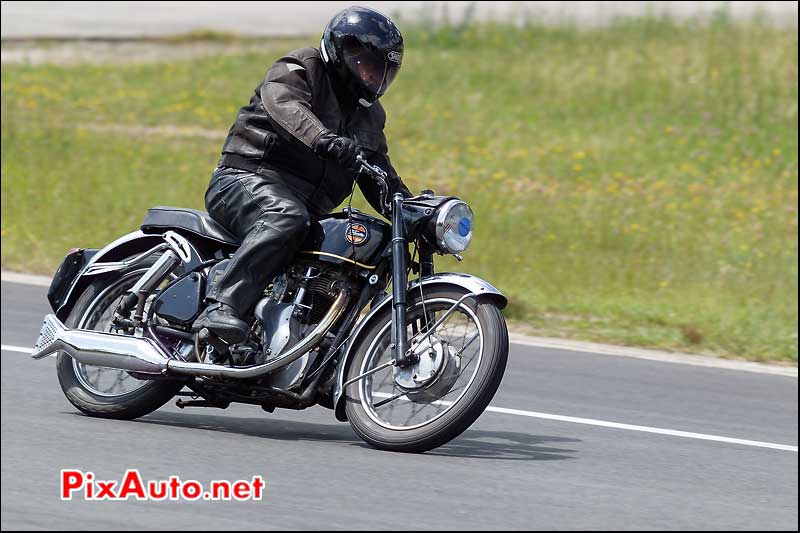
[56,257,187,420]
[344,286,508,452]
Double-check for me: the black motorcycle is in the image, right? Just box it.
[32,158,509,452]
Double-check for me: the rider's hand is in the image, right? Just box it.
[314,132,364,174]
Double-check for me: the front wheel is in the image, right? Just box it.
[344,286,508,452]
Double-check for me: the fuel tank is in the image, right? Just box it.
[299,208,390,270]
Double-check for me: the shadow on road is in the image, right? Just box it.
[431,429,580,461]
[134,411,359,444]
[122,411,579,461]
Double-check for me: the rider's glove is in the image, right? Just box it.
[313,131,364,174]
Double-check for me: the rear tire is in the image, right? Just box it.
[56,257,184,420]
[344,286,508,452]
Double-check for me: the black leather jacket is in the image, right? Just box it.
[218,46,410,217]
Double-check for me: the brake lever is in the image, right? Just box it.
[356,154,388,181]
[356,154,392,215]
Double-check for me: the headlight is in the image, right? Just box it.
[435,200,474,254]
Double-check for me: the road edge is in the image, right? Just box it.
[2,269,796,378]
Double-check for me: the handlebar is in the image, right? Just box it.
[356,154,392,215]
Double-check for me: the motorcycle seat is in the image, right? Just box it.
[141,206,241,247]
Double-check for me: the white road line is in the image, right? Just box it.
[4,342,798,452]
[366,393,797,453]
[484,406,798,452]
[2,344,33,354]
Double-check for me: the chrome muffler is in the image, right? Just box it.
[31,289,350,379]
[31,314,169,374]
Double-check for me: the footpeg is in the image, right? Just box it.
[176,398,229,409]
[196,328,231,365]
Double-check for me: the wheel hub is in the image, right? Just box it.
[393,335,462,404]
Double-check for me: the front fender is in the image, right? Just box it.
[50,230,205,321]
[332,272,506,421]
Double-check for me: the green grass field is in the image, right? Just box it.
[1,17,797,362]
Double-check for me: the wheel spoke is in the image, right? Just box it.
[403,401,421,425]
[357,297,485,431]
[456,331,480,357]
[72,268,168,398]
[373,391,407,408]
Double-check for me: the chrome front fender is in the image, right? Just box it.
[332,272,506,421]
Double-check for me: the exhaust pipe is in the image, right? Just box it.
[31,289,350,379]
[165,290,349,379]
[32,314,169,375]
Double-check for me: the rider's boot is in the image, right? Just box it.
[192,301,249,346]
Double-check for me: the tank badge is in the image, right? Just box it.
[345,223,369,246]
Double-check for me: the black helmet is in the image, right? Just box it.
[320,6,403,107]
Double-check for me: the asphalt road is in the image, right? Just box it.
[1,280,797,530]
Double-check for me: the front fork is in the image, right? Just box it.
[390,194,412,366]
[390,194,435,368]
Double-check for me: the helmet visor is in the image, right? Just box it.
[342,40,400,99]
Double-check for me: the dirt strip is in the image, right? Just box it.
[82,123,227,139]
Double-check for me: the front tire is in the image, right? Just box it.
[344,286,508,452]
[56,259,184,420]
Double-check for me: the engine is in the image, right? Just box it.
[263,264,344,321]
[252,262,348,366]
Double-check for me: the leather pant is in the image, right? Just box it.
[204,167,312,315]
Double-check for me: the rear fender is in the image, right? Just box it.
[50,230,206,321]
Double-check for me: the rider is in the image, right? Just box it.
[191,6,411,349]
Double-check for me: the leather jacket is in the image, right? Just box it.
[218,46,410,217]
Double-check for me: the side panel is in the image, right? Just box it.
[331,272,507,421]
[151,272,205,326]
[52,230,206,320]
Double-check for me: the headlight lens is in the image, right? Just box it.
[435,200,474,254]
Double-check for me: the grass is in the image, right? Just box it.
[1,16,797,362]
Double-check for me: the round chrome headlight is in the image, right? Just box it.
[435,200,474,254]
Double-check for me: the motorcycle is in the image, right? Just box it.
[32,157,509,452]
